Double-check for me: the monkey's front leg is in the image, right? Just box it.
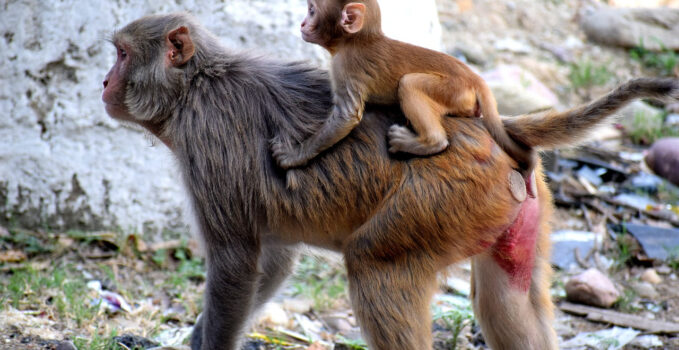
[271,90,365,169]
[192,240,260,350]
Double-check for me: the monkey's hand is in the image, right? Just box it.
[270,137,311,169]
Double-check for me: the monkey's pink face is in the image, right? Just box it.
[102,42,135,121]
[301,0,323,45]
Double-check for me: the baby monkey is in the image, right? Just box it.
[272,0,534,174]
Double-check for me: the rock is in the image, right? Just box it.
[656,265,672,275]
[632,281,659,299]
[256,302,289,327]
[321,314,355,333]
[481,65,558,116]
[0,0,442,233]
[565,268,620,308]
[282,298,314,314]
[493,38,533,54]
[56,341,77,350]
[641,269,663,284]
[579,7,679,50]
[645,138,679,186]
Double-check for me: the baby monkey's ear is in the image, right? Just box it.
[341,2,366,34]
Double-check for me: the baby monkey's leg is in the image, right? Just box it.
[391,73,478,155]
[389,73,450,155]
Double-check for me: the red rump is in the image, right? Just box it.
[491,192,540,292]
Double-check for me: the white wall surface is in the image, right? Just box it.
[0,0,442,234]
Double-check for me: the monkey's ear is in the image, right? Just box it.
[166,26,196,67]
[341,3,366,34]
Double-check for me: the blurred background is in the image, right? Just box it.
[1,1,679,349]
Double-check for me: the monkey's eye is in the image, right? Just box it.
[309,5,315,16]
[119,48,127,59]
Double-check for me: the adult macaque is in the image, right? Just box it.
[271,0,535,176]
[102,13,679,350]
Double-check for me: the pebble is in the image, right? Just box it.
[632,281,659,299]
[257,302,289,327]
[656,266,672,275]
[56,341,77,350]
[641,269,663,284]
[565,268,620,308]
[645,138,679,186]
[283,298,313,314]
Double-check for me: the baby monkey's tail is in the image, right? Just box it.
[477,83,536,176]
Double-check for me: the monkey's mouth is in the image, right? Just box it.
[300,30,313,43]
[104,102,133,120]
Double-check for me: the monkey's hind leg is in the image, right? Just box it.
[345,244,438,350]
[470,170,557,350]
[390,73,451,155]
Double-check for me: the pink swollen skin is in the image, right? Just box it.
[491,182,539,292]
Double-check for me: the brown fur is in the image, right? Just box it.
[102,13,679,350]
[271,0,535,175]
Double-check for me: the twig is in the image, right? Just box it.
[560,301,679,334]
[580,203,594,232]
[600,196,679,227]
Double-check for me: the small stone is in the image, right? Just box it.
[645,138,679,186]
[641,269,663,284]
[321,314,354,333]
[256,302,289,327]
[282,298,313,314]
[565,268,620,308]
[579,7,679,50]
[632,281,659,299]
[656,266,672,275]
[56,341,77,350]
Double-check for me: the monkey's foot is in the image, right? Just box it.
[270,138,310,169]
[388,125,449,156]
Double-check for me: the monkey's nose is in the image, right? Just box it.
[103,80,108,88]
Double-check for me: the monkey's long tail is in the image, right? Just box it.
[477,84,535,173]
[503,78,679,149]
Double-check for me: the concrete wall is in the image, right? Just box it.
[0,0,441,234]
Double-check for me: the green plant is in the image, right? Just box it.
[666,246,679,270]
[433,307,474,350]
[291,255,348,311]
[614,230,633,269]
[63,279,99,327]
[168,247,205,288]
[627,109,679,145]
[614,288,640,313]
[569,60,612,91]
[73,329,125,350]
[1,229,54,255]
[336,335,368,350]
[630,39,678,76]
